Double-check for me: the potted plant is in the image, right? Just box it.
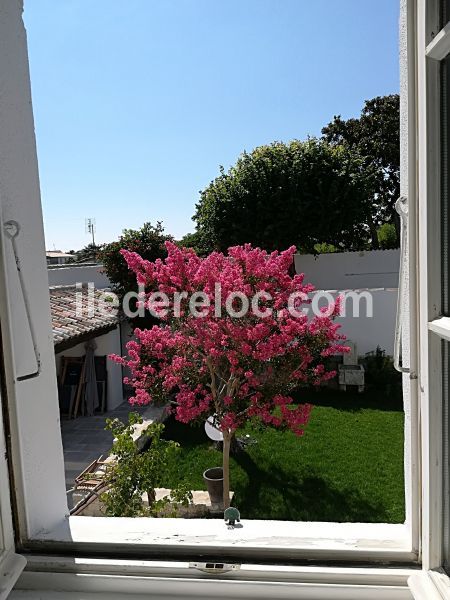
[202,466,224,505]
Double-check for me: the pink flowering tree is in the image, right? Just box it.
[111,242,346,509]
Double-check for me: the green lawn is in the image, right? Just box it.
[160,389,405,523]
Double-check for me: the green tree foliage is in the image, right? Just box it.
[377,222,398,250]
[100,222,171,297]
[100,413,192,517]
[177,230,210,256]
[313,242,337,254]
[69,243,103,263]
[192,139,371,254]
[322,94,400,249]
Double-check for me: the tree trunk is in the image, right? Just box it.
[369,220,380,250]
[147,489,156,508]
[222,430,231,509]
[215,432,242,455]
[392,210,401,245]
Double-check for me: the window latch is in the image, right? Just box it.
[3,220,41,381]
[394,196,410,374]
[189,562,241,575]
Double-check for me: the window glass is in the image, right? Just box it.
[442,54,450,574]
[442,56,450,315]
[441,0,450,28]
[443,341,450,573]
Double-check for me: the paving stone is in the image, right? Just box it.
[61,401,166,490]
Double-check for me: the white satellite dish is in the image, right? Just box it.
[204,415,223,441]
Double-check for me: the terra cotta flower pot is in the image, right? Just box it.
[203,467,223,505]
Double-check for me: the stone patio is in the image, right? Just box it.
[61,402,165,490]
[62,402,230,518]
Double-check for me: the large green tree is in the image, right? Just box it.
[100,222,171,297]
[322,94,400,249]
[192,139,371,254]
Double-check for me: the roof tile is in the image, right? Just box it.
[50,285,119,346]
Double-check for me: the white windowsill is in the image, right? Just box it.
[11,578,415,600]
[408,569,450,600]
[12,556,417,599]
[0,551,26,600]
[13,555,418,600]
[29,516,415,563]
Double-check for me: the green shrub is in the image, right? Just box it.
[377,223,398,249]
[100,412,192,517]
[362,346,402,399]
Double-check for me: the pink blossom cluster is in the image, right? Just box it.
[111,242,348,436]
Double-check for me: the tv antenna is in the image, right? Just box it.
[85,218,96,246]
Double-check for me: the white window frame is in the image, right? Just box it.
[0,0,417,565]
[0,0,443,596]
[407,0,450,597]
[1,0,417,558]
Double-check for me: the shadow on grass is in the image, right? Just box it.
[161,400,403,522]
[233,450,391,522]
[292,388,404,413]
[162,417,209,448]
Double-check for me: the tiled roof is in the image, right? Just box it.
[50,285,119,348]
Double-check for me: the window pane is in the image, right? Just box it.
[441,51,450,578]
[442,0,450,28]
[442,56,450,315]
[443,341,450,572]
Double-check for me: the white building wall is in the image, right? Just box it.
[55,328,123,411]
[48,264,111,289]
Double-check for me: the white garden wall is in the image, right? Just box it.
[308,288,398,357]
[294,249,400,290]
[295,250,400,357]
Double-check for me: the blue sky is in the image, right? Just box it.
[24,0,400,251]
